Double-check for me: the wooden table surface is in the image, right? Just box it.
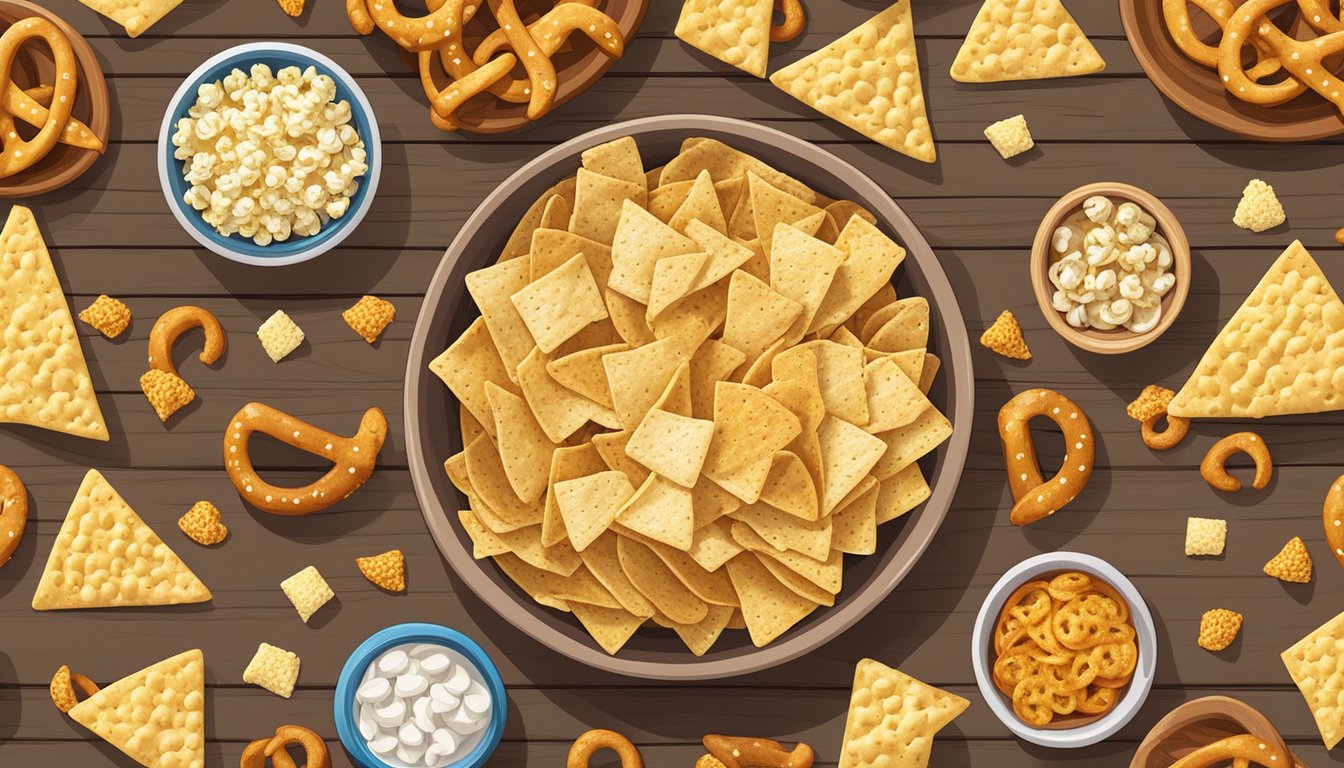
[4,1,1343,765]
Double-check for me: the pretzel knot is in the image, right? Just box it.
[1168,733,1291,767]
[566,729,644,768]
[239,725,331,768]
[997,388,1095,526]
[0,18,77,179]
[1200,431,1272,493]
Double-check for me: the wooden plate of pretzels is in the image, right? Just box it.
[347,0,649,135]
[0,0,109,197]
[1130,696,1308,767]
[1122,0,1344,141]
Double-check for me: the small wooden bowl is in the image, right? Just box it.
[1031,182,1191,355]
[1121,0,1344,142]
[1130,696,1308,768]
[0,0,109,198]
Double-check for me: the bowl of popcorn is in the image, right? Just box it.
[1030,183,1190,354]
[158,42,381,267]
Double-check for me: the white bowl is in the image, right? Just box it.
[970,552,1157,749]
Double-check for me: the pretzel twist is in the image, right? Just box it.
[0,465,26,568]
[1163,0,1283,78]
[1218,0,1332,109]
[0,18,77,179]
[148,305,227,377]
[421,50,518,131]
[239,725,331,768]
[1297,0,1344,32]
[4,84,103,152]
[1142,412,1191,451]
[1168,733,1291,767]
[567,729,644,768]
[771,0,807,43]
[703,734,815,768]
[1200,432,1272,492]
[223,403,388,515]
[997,389,1095,526]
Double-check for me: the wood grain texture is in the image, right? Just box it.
[6,0,1344,766]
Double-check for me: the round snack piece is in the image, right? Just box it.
[997,388,1095,525]
[1197,608,1243,652]
[178,500,228,546]
[0,465,27,568]
[357,549,406,592]
[1324,476,1344,570]
[49,664,100,713]
[1127,385,1190,451]
[1200,432,1272,493]
[770,0,807,43]
[567,729,645,768]
[1264,536,1313,584]
[980,310,1031,360]
[78,295,132,339]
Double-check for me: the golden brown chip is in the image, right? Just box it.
[1199,608,1243,652]
[979,310,1031,360]
[357,549,406,592]
[78,294,131,339]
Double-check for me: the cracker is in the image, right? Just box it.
[1283,610,1344,747]
[980,309,1031,360]
[1265,536,1313,583]
[1199,608,1243,652]
[242,642,301,699]
[78,294,132,339]
[280,565,335,623]
[555,471,636,552]
[1185,516,1227,557]
[511,254,609,353]
[78,0,182,37]
[617,475,695,551]
[68,649,205,768]
[983,114,1035,159]
[838,659,969,768]
[1233,179,1286,233]
[770,2,937,162]
[256,310,304,363]
[675,0,774,78]
[626,408,715,488]
[178,500,227,546]
[1170,242,1344,418]
[725,553,818,647]
[33,469,211,610]
[950,0,1105,83]
[0,206,107,440]
[342,295,395,343]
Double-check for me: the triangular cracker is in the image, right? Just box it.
[675,0,774,78]
[1284,610,1344,748]
[950,0,1105,83]
[68,649,205,768]
[838,659,968,768]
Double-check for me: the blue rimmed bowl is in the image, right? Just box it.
[157,42,382,267]
[334,623,506,768]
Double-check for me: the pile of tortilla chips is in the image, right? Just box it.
[432,136,953,656]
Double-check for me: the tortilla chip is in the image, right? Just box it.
[750,172,824,257]
[493,554,619,609]
[770,223,845,340]
[869,297,930,352]
[730,522,843,593]
[579,532,657,617]
[609,200,699,303]
[669,170,728,235]
[517,348,616,443]
[873,405,952,480]
[812,217,906,335]
[668,603,735,656]
[570,601,645,655]
[464,434,544,531]
[690,339,748,419]
[919,353,941,394]
[581,136,646,188]
[702,381,803,503]
[592,429,651,487]
[732,503,832,561]
[486,383,558,503]
[571,168,647,245]
[429,317,519,438]
[465,257,535,376]
[605,288,657,347]
[459,508,512,558]
[863,357,930,433]
[603,336,690,429]
[542,444,609,546]
[660,138,816,203]
[617,536,709,624]
[554,470,637,551]
[626,408,715,488]
[647,251,711,321]
[759,451,820,521]
[877,463,930,524]
[831,485,879,554]
[726,553,819,647]
[818,415,888,515]
[617,475,695,551]
[722,270,803,361]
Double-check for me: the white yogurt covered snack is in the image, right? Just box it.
[171,63,368,246]
[356,643,493,767]
[1047,195,1177,334]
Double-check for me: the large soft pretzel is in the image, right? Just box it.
[0,18,77,179]
[0,465,26,568]
[998,388,1095,526]
[223,403,387,515]
[1168,733,1291,767]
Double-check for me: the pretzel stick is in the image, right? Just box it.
[0,18,78,178]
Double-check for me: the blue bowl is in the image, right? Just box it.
[334,623,506,768]
[157,42,382,266]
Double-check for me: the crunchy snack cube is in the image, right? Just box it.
[78,295,131,339]
[178,500,227,546]
[257,310,305,362]
[1264,536,1313,583]
[139,369,195,422]
[1199,608,1243,651]
[280,565,335,623]
[276,0,304,15]
[242,642,300,698]
[1233,179,1286,233]
[356,549,406,592]
[983,115,1034,159]
[1185,516,1227,557]
[1126,385,1175,422]
[979,310,1031,360]
[342,295,395,344]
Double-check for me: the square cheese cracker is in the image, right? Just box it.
[243,642,301,698]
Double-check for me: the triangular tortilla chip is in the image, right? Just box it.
[491,525,582,576]
[869,297,930,352]
[950,0,1106,83]
[788,341,870,426]
[617,535,708,624]
[660,138,816,203]
[581,136,646,189]
[459,508,512,558]
[758,451,820,521]
[770,223,845,340]
[811,217,906,335]
[494,554,620,609]
[548,342,627,409]
[570,168,646,245]
[626,408,715,488]
[429,317,520,439]
[541,444,609,546]
[818,415,888,515]
[570,602,645,655]
[33,470,211,609]
[592,429,652,488]
[647,250,711,321]
[669,170,727,235]
[689,339,747,420]
[605,288,657,347]
[538,195,571,232]
[732,502,832,561]
[517,348,617,444]
[602,336,690,429]
[750,173,824,257]
[609,200,699,303]
[740,337,789,389]
[703,382,803,503]
[919,352,941,395]
[722,270,803,361]
[675,0,774,78]
[465,256,535,376]
[729,522,843,593]
[873,405,952,480]
[580,532,656,617]
[726,553,818,647]
[876,463,930,523]
[668,603,735,656]
[688,516,742,570]
[511,253,609,354]
[1171,241,1344,418]
[685,219,755,290]
[864,357,930,433]
[832,484,878,554]
[530,228,613,286]
[617,475,695,550]
[554,470,636,551]
[463,435,542,532]
[770,2,937,162]
[0,206,107,440]
[486,383,559,503]
[68,649,206,768]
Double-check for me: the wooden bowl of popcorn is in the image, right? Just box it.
[1030,182,1190,355]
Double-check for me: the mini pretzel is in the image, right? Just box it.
[148,305,227,377]
[223,403,387,515]
[0,465,26,568]
[1169,733,1290,767]
[998,388,1095,526]
[1127,385,1190,451]
[473,3,624,71]
[703,734,815,768]
[484,0,558,120]
[240,725,331,768]
[50,664,100,713]
[1200,432,1272,492]
[0,18,78,179]
[771,0,807,43]
[421,50,518,131]
[567,729,644,768]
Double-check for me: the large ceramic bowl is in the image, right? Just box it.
[157,43,382,266]
[405,115,974,680]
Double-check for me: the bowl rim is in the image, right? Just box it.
[156,41,383,267]
[969,551,1158,749]
[333,622,507,768]
[403,114,975,680]
[1030,181,1191,355]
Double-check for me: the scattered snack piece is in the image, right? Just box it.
[0,206,108,440]
[676,0,774,78]
[78,295,131,339]
[240,725,329,768]
[1283,610,1344,748]
[1265,536,1313,584]
[62,650,205,768]
[1185,516,1228,557]
[342,295,395,343]
[1127,385,1175,422]
[51,666,80,713]
[1232,179,1286,233]
[356,548,406,592]
[770,2,937,163]
[950,0,1105,82]
[178,500,228,546]
[1170,242,1344,418]
[983,115,1034,159]
[0,465,27,568]
[997,388,1093,525]
[33,469,211,609]
[78,0,183,37]
[770,0,806,43]
[147,305,227,381]
[257,310,305,362]
[139,369,196,422]
[979,310,1031,359]
[838,659,968,768]
[1127,385,1190,452]
[1336,227,1344,246]
[275,0,304,16]
[224,403,388,515]
[1198,608,1243,652]
[280,565,336,623]
[702,734,814,768]
[1200,432,1272,493]
[243,643,301,699]
[568,729,644,768]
